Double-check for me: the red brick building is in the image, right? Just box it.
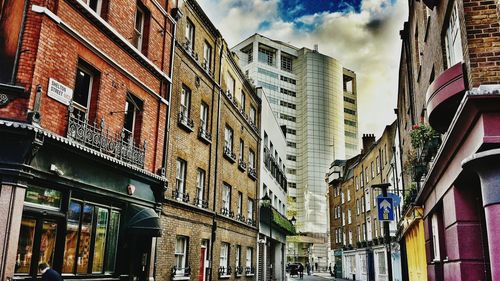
[0,0,175,280]
[397,0,500,280]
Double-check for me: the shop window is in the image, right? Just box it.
[24,186,62,210]
[123,93,143,144]
[175,236,189,276]
[62,200,120,274]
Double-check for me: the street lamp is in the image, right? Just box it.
[371,183,393,281]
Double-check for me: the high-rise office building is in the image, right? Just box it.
[233,34,358,269]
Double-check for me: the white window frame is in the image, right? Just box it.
[185,18,195,51]
[239,139,244,161]
[175,236,188,276]
[239,91,246,111]
[81,0,103,15]
[246,247,253,268]
[347,189,351,201]
[445,1,463,68]
[73,65,94,119]
[196,169,205,206]
[176,159,187,196]
[220,242,229,275]
[237,192,243,215]
[203,42,212,69]
[133,6,145,51]
[247,199,254,220]
[224,126,233,151]
[200,103,208,132]
[249,106,256,124]
[248,149,255,169]
[236,245,241,269]
[180,86,191,119]
[226,74,235,96]
[222,184,231,211]
[348,209,352,224]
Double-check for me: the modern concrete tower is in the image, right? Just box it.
[233,34,358,269]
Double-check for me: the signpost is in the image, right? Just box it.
[377,196,394,221]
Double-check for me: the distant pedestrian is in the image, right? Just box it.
[298,263,304,279]
[38,262,63,281]
[306,262,311,275]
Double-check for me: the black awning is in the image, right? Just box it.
[126,204,162,237]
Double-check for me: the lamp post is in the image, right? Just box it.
[371,183,393,281]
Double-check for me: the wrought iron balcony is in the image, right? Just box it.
[198,126,212,143]
[426,62,467,133]
[171,266,191,278]
[248,166,257,180]
[194,196,209,209]
[67,103,146,168]
[219,266,232,277]
[247,218,256,227]
[221,207,230,216]
[236,213,246,223]
[235,266,244,276]
[245,266,255,276]
[178,111,194,132]
[223,146,237,163]
[172,189,190,203]
[238,158,247,171]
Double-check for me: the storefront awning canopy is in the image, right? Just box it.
[126,204,162,237]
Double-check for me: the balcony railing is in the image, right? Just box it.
[171,266,191,279]
[223,146,237,163]
[178,110,194,132]
[248,166,257,180]
[235,266,244,276]
[198,126,212,143]
[67,103,146,168]
[247,217,256,227]
[245,266,255,276]
[219,266,232,278]
[221,207,234,218]
[194,196,209,209]
[172,189,190,203]
[238,159,247,171]
[236,213,246,223]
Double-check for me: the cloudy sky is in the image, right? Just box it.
[197,0,408,138]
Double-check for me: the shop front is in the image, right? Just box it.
[1,123,165,281]
[401,207,427,281]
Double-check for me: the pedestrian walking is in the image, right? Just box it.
[298,263,304,279]
[38,262,63,281]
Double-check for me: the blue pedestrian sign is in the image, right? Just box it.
[377,197,394,221]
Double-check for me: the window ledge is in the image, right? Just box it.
[245,274,255,277]
[219,275,231,279]
[173,276,191,281]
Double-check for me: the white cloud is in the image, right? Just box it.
[197,0,408,139]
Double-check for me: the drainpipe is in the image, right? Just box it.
[12,0,30,85]
[209,36,224,281]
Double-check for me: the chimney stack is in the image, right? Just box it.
[362,134,376,154]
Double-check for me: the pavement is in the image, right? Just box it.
[287,271,350,281]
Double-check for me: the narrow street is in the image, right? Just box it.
[287,272,350,281]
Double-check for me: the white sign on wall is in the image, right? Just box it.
[47,78,73,105]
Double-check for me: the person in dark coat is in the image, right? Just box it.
[298,263,304,279]
[38,262,63,281]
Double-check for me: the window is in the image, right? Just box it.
[246,48,253,63]
[81,0,102,14]
[355,176,359,190]
[286,128,296,135]
[239,139,245,161]
[371,162,375,178]
[237,192,243,215]
[348,230,352,244]
[224,126,233,151]
[431,213,440,260]
[286,155,296,161]
[180,85,191,120]
[196,169,205,206]
[344,108,356,115]
[200,102,209,133]
[257,68,279,78]
[60,200,120,274]
[280,75,296,84]
[236,245,241,270]
[258,47,275,66]
[72,65,95,119]
[123,93,143,143]
[246,247,253,269]
[344,119,356,126]
[280,88,296,97]
[281,55,293,72]
[365,190,371,212]
[445,1,463,68]
[176,159,187,196]
[280,113,296,122]
[248,149,255,169]
[249,106,256,124]
[247,199,254,220]
[357,225,361,241]
[341,192,344,204]
[347,190,351,201]
[220,242,230,274]
[365,167,369,183]
[280,100,296,110]
[226,74,235,95]
[287,169,296,175]
[185,18,195,51]
[367,217,372,241]
[348,209,352,224]
[133,6,145,51]
[175,236,189,275]
[222,184,231,211]
[203,42,212,69]
[376,251,386,275]
[344,96,356,104]
[239,91,246,111]
[376,156,381,174]
[287,142,296,148]
[356,199,360,215]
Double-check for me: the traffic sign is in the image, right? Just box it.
[377,197,394,221]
